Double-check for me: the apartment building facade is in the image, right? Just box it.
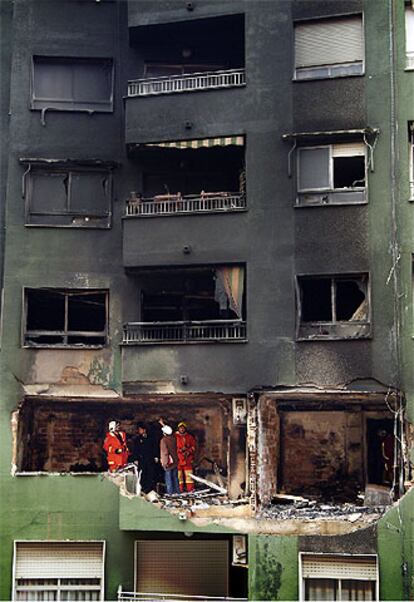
[1,0,414,599]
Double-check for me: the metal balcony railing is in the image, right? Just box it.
[118,588,247,602]
[123,320,247,344]
[125,193,246,217]
[128,68,246,97]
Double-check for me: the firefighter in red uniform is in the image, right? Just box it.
[175,421,196,492]
[103,420,129,472]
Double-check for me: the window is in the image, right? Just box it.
[300,554,378,601]
[297,142,366,205]
[23,164,112,227]
[294,15,364,80]
[13,541,105,601]
[24,289,108,347]
[31,57,114,112]
[297,275,370,340]
[406,7,414,69]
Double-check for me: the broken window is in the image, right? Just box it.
[294,15,364,80]
[297,143,366,206]
[13,542,105,601]
[300,554,378,601]
[31,56,114,112]
[24,165,112,227]
[24,289,108,347]
[297,275,370,340]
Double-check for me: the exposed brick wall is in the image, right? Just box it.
[21,396,231,473]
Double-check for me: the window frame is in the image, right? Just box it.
[22,288,109,349]
[293,13,365,81]
[298,552,379,602]
[296,273,371,341]
[409,127,414,201]
[12,540,106,602]
[405,6,414,70]
[30,56,114,113]
[296,143,367,206]
[24,163,113,228]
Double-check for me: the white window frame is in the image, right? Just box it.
[293,13,365,81]
[406,6,414,70]
[299,552,379,601]
[12,540,106,602]
[296,143,367,206]
[409,127,414,201]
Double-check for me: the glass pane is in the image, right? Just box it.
[341,579,375,601]
[33,60,73,100]
[299,147,330,190]
[73,61,112,102]
[305,578,337,601]
[333,156,365,189]
[70,172,109,214]
[300,278,332,322]
[16,593,57,601]
[31,173,68,214]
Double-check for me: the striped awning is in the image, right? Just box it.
[145,136,244,149]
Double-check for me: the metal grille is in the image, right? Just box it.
[123,321,247,344]
[15,542,104,579]
[128,69,245,97]
[135,540,229,597]
[302,555,377,580]
[125,193,246,217]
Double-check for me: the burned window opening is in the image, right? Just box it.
[141,267,246,323]
[297,275,369,340]
[140,146,245,200]
[333,155,365,189]
[131,15,245,76]
[24,289,108,347]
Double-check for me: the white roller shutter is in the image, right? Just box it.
[135,540,229,597]
[332,142,365,157]
[406,8,414,67]
[302,554,377,581]
[15,542,104,579]
[295,16,364,68]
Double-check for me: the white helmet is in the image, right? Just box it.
[162,425,173,436]
[108,420,118,432]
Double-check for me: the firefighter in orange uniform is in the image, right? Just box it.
[103,420,129,472]
[175,421,196,492]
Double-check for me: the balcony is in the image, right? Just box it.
[118,590,247,602]
[126,192,246,218]
[128,68,246,98]
[123,320,246,345]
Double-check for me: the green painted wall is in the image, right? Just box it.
[248,535,299,601]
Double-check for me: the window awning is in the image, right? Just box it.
[141,136,244,150]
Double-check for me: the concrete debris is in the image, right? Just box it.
[364,484,393,507]
[189,472,227,494]
[259,500,389,522]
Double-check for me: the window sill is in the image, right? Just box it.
[295,199,367,208]
[293,72,364,83]
[23,344,107,350]
[25,222,111,229]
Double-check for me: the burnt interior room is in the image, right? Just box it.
[129,14,245,76]
[135,267,246,322]
[259,397,399,505]
[299,277,367,323]
[131,145,245,199]
[24,288,107,346]
[17,397,233,481]
[333,155,365,188]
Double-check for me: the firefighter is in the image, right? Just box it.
[175,421,196,492]
[103,420,129,472]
